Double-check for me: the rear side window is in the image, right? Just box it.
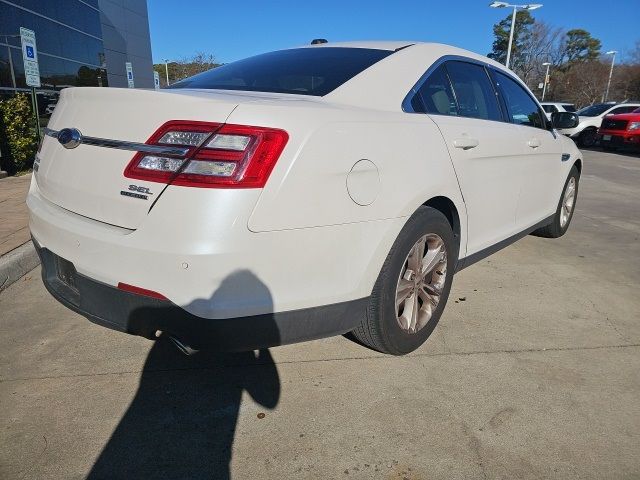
[494,71,545,129]
[168,47,393,96]
[609,106,639,115]
[563,104,576,112]
[413,65,457,115]
[542,105,557,113]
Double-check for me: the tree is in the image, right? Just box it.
[517,21,564,87]
[487,13,606,106]
[550,61,609,106]
[488,10,535,71]
[0,94,38,174]
[153,52,220,87]
[561,29,601,65]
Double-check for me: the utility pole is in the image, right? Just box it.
[164,59,170,86]
[603,50,617,102]
[541,62,551,101]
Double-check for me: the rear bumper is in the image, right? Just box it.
[28,174,403,318]
[35,240,367,350]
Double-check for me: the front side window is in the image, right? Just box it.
[494,71,545,129]
[542,105,557,113]
[169,47,393,96]
[412,64,457,115]
[445,61,502,121]
[562,104,576,112]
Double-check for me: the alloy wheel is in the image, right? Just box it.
[560,177,576,228]
[395,234,447,334]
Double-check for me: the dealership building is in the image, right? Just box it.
[0,0,154,102]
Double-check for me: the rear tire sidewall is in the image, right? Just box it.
[375,208,456,355]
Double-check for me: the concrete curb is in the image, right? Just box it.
[0,241,40,292]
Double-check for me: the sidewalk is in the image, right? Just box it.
[0,174,39,291]
[0,174,31,256]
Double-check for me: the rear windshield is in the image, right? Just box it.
[168,47,393,96]
[577,104,613,117]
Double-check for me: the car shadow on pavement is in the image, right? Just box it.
[86,271,281,480]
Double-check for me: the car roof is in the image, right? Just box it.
[607,103,640,109]
[323,42,514,111]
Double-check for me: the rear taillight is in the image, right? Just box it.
[124,120,288,188]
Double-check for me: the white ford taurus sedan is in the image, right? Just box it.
[28,41,582,355]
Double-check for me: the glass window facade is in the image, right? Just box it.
[0,0,108,114]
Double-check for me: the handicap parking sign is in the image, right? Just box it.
[20,28,40,87]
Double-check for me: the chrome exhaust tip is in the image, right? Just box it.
[167,335,199,356]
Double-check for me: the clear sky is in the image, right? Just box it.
[148,0,639,64]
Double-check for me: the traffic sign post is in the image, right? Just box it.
[126,62,135,88]
[20,27,41,142]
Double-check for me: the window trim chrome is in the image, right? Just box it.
[43,128,190,157]
[402,54,551,132]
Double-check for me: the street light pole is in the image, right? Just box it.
[489,2,543,69]
[505,5,517,69]
[541,62,551,101]
[603,50,617,102]
[164,59,170,86]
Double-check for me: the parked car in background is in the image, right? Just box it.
[45,103,57,115]
[29,41,582,356]
[541,102,576,121]
[557,102,640,147]
[598,107,640,151]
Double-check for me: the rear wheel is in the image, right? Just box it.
[352,207,456,355]
[578,128,598,148]
[532,166,579,238]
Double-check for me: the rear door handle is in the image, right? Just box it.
[453,138,479,150]
[527,138,541,149]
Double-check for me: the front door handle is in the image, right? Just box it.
[453,138,479,150]
[527,138,541,149]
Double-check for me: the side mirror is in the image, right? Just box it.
[551,111,579,129]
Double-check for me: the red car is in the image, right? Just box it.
[598,107,640,151]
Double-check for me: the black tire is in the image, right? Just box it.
[352,206,456,355]
[578,128,598,148]
[532,166,580,238]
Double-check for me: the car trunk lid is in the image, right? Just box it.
[35,87,242,229]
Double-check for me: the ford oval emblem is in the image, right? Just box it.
[57,128,83,149]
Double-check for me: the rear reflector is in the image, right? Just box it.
[124,120,288,188]
[117,282,167,300]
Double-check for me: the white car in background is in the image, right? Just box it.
[541,102,576,121]
[29,41,582,356]
[558,102,640,147]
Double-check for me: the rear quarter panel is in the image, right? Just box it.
[228,103,465,241]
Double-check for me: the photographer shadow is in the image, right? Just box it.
[87,270,281,480]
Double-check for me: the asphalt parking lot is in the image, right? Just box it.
[1,149,639,480]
